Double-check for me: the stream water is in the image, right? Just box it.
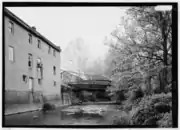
[5,104,122,126]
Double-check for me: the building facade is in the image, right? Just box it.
[4,8,61,105]
[60,70,83,84]
[60,70,87,105]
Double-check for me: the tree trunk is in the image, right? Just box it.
[159,12,168,92]
[159,67,168,93]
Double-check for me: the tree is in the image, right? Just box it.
[104,6,172,94]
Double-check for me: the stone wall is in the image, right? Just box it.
[5,90,31,104]
[43,94,61,102]
[5,90,62,104]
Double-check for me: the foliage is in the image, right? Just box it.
[110,111,131,125]
[157,111,172,127]
[129,92,172,126]
[104,6,172,95]
[103,6,173,127]
[112,115,131,125]
[131,107,158,126]
[128,88,144,102]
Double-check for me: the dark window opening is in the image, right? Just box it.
[38,79,42,85]
[37,39,41,49]
[54,81,56,86]
[28,54,33,68]
[53,66,56,75]
[37,58,43,79]
[29,34,32,44]
[22,75,27,83]
[8,21,14,34]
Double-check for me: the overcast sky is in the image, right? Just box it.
[7,7,127,56]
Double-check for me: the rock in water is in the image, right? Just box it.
[42,102,56,112]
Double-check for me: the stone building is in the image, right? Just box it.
[4,8,61,105]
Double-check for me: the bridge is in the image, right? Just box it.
[67,78,112,103]
[68,79,111,91]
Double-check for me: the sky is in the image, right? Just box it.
[7,7,127,70]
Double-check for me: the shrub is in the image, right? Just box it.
[157,111,172,127]
[154,102,171,113]
[164,83,172,93]
[42,102,55,112]
[128,88,144,102]
[111,111,131,125]
[115,90,126,103]
[112,116,131,125]
[131,107,156,125]
[143,116,158,126]
[130,92,172,126]
[138,92,172,109]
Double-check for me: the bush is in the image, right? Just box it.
[115,90,126,103]
[42,102,55,112]
[154,102,171,113]
[157,112,172,127]
[138,92,172,109]
[111,111,131,125]
[112,116,131,125]
[164,83,172,93]
[129,88,144,102]
[131,107,157,125]
[130,92,172,126]
[143,116,158,126]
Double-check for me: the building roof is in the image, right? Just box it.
[4,8,61,52]
[60,69,86,80]
[84,74,110,81]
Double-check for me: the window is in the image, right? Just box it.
[28,34,32,44]
[37,58,43,78]
[22,75,27,83]
[48,46,51,54]
[53,81,56,86]
[28,53,33,68]
[37,39,41,49]
[8,46,14,62]
[53,49,56,57]
[38,79,42,85]
[53,66,56,75]
[37,58,41,67]
[8,21,14,34]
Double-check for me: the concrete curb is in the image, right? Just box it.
[5,104,71,116]
[5,108,42,116]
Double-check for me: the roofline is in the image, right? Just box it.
[60,70,83,79]
[4,8,61,52]
[60,70,80,75]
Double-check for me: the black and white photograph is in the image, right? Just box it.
[2,2,178,128]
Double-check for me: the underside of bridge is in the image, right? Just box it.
[68,80,111,103]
